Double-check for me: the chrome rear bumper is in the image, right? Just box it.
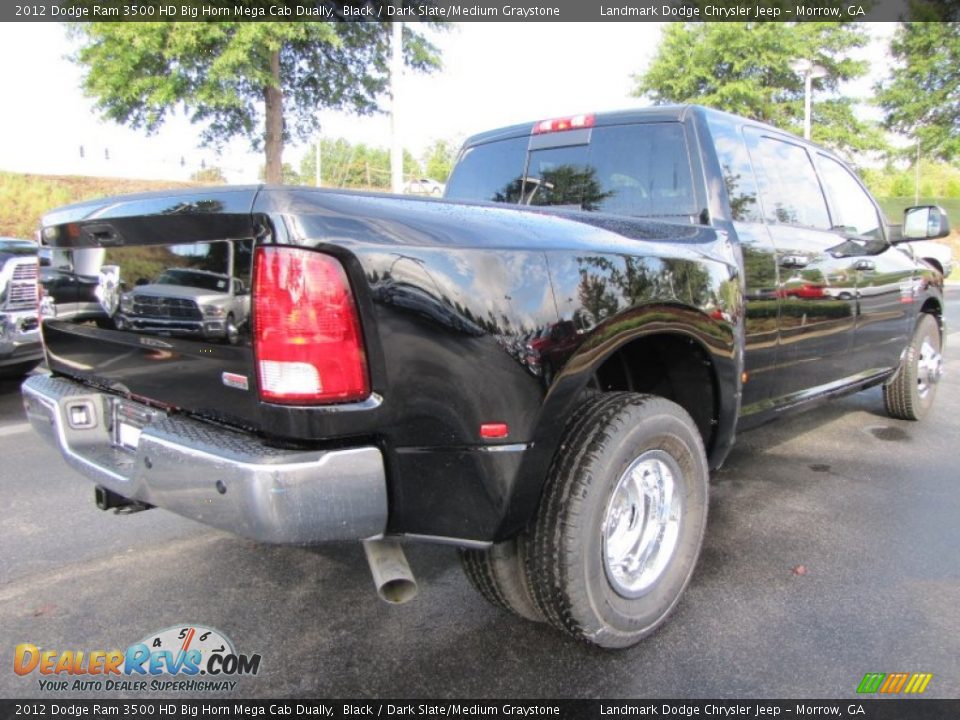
[22,374,387,543]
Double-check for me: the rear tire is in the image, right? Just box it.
[460,540,543,622]
[525,392,709,648]
[884,313,942,421]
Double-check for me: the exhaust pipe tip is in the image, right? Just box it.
[363,538,419,605]
[377,577,419,605]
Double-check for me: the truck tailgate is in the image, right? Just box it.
[40,187,265,432]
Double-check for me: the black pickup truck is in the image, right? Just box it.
[23,106,948,648]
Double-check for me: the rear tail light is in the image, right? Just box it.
[252,246,369,404]
[532,113,595,134]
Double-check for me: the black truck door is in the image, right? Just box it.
[704,115,782,415]
[744,128,859,400]
[814,152,914,374]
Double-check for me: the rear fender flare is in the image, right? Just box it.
[497,304,740,539]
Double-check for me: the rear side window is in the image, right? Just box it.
[445,136,529,204]
[706,116,762,223]
[747,133,831,230]
[445,123,697,219]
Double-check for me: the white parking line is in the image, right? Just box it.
[0,422,32,437]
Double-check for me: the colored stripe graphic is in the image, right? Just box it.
[857,672,932,694]
[857,673,885,693]
[880,673,909,694]
[904,673,933,694]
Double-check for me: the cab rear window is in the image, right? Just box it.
[445,122,697,220]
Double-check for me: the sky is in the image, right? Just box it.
[0,22,895,184]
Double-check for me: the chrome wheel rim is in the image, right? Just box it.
[917,337,943,399]
[602,450,683,598]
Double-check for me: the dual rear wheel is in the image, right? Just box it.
[461,393,709,648]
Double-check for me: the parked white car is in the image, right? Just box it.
[404,178,445,196]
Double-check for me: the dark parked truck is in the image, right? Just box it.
[23,106,948,648]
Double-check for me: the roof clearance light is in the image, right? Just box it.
[532,114,595,135]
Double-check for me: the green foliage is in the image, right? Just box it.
[299,138,419,189]
[891,173,915,197]
[258,162,301,185]
[0,171,198,239]
[875,197,960,228]
[860,162,960,200]
[69,15,443,177]
[421,139,458,182]
[189,166,227,184]
[876,19,960,161]
[747,300,852,320]
[633,22,887,156]
[104,245,189,286]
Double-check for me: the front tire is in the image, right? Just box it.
[525,393,709,648]
[884,313,942,421]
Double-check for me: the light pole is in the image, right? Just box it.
[914,137,921,206]
[390,20,404,194]
[790,59,828,141]
[315,122,322,188]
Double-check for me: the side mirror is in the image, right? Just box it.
[902,205,950,240]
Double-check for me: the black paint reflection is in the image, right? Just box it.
[492,165,615,211]
[45,240,253,346]
[370,275,485,338]
[39,248,108,325]
[117,267,250,345]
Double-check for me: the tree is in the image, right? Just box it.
[633,22,887,156]
[190,166,227,184]
[421,139,458,182]
[299,138,419,189]
[70,14,442,183]
[876,19,960,161]
[258,162,301,185]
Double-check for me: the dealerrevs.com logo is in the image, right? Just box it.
[14,625,261,693]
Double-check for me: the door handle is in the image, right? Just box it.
[855,260,876,272]
[778,255,809,269]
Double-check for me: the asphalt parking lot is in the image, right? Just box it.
[2,287,958,700]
